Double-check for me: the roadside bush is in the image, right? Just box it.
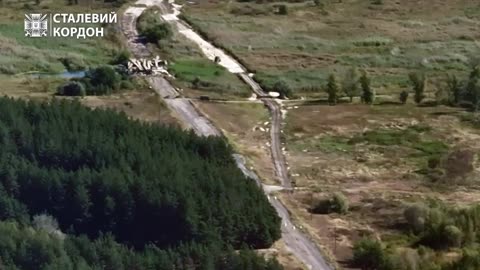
[137,8,172,44]
[84,66,121,95]
[353,238,394,270]
[56,81,86,96]
[111,50,131,65]
[143,23,172,43]
[311,192,348,214]
[272,80,292,98]
[120,80,134,90]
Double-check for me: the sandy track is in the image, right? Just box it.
[123,3,220,137]
[239,74,291,189]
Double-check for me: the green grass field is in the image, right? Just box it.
[170,58,250,97]
[184,0,480,97]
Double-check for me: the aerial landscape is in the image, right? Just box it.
[0,0,480,269]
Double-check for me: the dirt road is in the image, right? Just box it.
[122,1,332,269]
[239,74,291,189]
[123,6,220,137]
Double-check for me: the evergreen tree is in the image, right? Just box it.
[326,74,339,105]
[409,72,426,104]
[360,71,374,104]
[446,74,462,106]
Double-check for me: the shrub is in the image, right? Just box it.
[120,80,134,90]
[59,57,85,71]
[399,90,409,104]
[311,192,348,214]
[272,80,292,98]
[56,81,86,96]
[111,50,131,65]
[427,156,441,169]
[409,72,426,104]
[137,8,173,44]
[277,4,288,15]
[449,248,480,270]
[446,74,462,106]
[230,5,271,15]
[444,149,475,179]
[419,207,449,249]
[353,238,393,270]
[144,23,172,43]
[404,203,428,233]
[313,0,324,7]
[390,249,421,270]
[444,225,463,247]
[84,66,121,95]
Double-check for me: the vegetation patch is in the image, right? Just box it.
[56,65,134,96]
[170,58,250,97]
[137,7,173,45]
[310,192,349,215]
[349,125,448,159]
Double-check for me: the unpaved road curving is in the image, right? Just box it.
[238,73,291,189]
[122,1,332,269]
[123,5,220,137]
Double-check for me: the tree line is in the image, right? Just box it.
[57,65,134,96]
[0,97,282,269]
[323,65,480,108]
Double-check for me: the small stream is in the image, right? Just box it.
[27,71,86,79]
